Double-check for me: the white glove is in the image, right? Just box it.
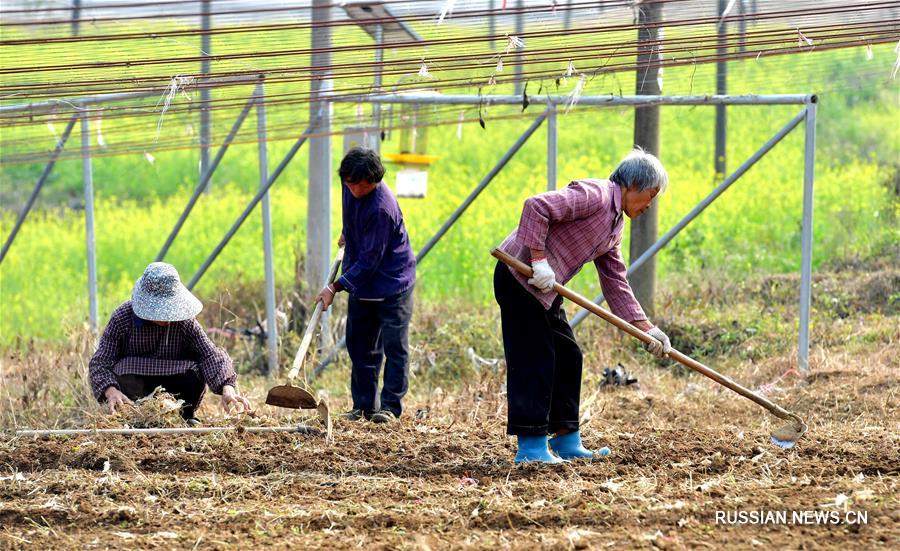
[527,258,556,293]
[644,327,672,358]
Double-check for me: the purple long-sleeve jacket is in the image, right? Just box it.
[338,182,416,299]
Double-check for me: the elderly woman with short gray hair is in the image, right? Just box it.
[494,149,672,464]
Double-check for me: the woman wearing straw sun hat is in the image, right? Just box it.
[88,262,251,424]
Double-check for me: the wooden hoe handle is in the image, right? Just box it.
[491,248,798,422]
[287,248,345,382]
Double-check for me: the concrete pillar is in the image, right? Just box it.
[629,0,663,319]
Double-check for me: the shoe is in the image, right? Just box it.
[514,435,564,464]
[341,409,366,421]
[185,417,202,427]
[549,430,594,460]
[369,410,397,424]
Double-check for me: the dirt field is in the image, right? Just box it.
[3,343,898,550]
[2,260,898,549]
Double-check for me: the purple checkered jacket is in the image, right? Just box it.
[88,301,237,401]
[498,178,646,322]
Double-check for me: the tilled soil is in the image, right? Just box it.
[2,348,898,549]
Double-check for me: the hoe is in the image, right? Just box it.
[266,248,344,425]
[492,248,808,449]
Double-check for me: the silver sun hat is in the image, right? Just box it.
[131,262,203,322]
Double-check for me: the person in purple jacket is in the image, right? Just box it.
[317,147,416,424]
[495,149,672,464]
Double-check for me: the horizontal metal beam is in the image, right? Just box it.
[0,90,160,115]
[328,93,816,107]
[0,75,261,115]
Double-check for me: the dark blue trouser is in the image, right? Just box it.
[346,287,414,417]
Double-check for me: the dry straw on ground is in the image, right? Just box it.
[86,387,185,429]
[1,262,897,548]
[3,342,897,549]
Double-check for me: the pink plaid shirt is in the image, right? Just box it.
[498,178,646,322]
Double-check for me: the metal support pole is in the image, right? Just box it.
[564,0,574,31]
[547,104,557,191]
[156,94,257,261]
[71,0,81,36]
[715,0,728,175]
[416,111,548,262]
[200,0,212,193]
[255,82,278,376]
[514,0,525,95]
[188,127,312,290]
[798,98,817,374]
[81,112,99,333]
[631,0,663,318]
[313,112,549,379]
[372,24,383,143]
[308,0,333,342]
[0,116,77,264]
[570,108,808,327]
[489,0,496,48]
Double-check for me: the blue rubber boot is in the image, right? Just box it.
[514,435,564,464]
[549,431,594,460]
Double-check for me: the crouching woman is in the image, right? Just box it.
[89,262,251,423]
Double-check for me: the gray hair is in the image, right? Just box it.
[609,148,668,194]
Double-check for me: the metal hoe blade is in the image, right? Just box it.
[317,399,333,443]
[265,385,318,409]
[770,417,809,449]
[265,248,344,411]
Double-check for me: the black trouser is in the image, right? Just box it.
[116,370,206,420]
[494,262,583,436]
[346,287,414,417]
